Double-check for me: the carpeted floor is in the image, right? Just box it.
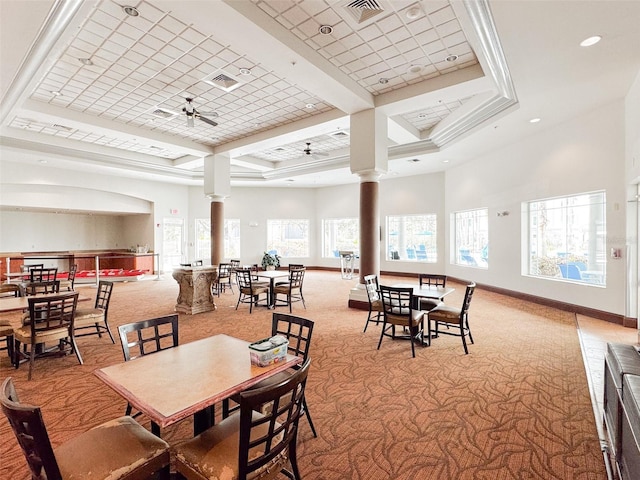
[0,271,605,479]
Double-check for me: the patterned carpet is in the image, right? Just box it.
[0,271,605,479]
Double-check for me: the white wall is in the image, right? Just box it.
[445,101,627,314]
[0,161,189,263]
[0,99,632,316]
[189,186,318,267]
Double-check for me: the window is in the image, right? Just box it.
[453,209,488,268]
[386,214,437,262]
[162,218,184,272]
[267,219,309,257]
[528,191,605,285]
[194,219,210,261]
[225,219,241,259]
[322,218,359,258]
[194,218,241,261]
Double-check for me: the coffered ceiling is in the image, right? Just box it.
[1,0,639,187]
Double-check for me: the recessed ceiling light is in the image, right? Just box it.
[379,78,389,84]
[407,65,422,74]
[406,6,422,20]
[39,159,48,164]
[239,68,251,75]
[78,58,93,66]
[122,5,139,16]
[443,159,450,163]
[445,54,459,62]
[50,90,61,96]
[529,118,541,123]
[408,158,421,163]
[580,35,601,47]
[318,25,333,35]
[418,113,428,119]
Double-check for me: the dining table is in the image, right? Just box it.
[0,292,91,315]
[389,283,456,346]
[254,270,290,308]
[94,333,301,436]
[391,283,455,302]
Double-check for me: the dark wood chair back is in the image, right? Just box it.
[272,313,314,361]
[1,377,62,480]
[378,285,425,357]
[26,268,59,295]
[288,263,304,271]
[94,280,114,310]
[237,358,310,480]
[364,274,380,303]
[28,291,78,333]
[418,274,447,288]
[118,314,179,362]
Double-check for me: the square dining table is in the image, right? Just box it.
[94,333,301,436]
[391,283,455,302]
[254,270,290,308]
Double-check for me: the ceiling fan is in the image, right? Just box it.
[303,142,328,159]
[182,97,218,127]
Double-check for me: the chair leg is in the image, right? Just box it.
[28,345,36,380]
[104,321,115,344]
[302,396,317,437]
[409,326,416,358]
[287,438,302,480]
[69,335,83,364]
[376,322,386,350]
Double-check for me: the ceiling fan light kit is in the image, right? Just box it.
[182,98,218,128]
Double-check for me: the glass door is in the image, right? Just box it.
[162,218,184,272]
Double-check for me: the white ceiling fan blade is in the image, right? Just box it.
[186,115,194,128]
[199,115,218,127]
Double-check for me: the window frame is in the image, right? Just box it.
[385,213,438,262]
[526,190,606,286]
[452,208,488,269]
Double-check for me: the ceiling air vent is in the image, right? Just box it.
[343,0,385,24]
[202,69,243,93]
[52,123,73,132]
[151,108,178,119]
[328,130,350,139]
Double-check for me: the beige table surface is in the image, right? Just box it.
[390,283,455,300]
[0,293,91,315]
[94,334,301,429]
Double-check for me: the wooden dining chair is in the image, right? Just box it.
[25,267,59,295]
[378,285,427,358]
[174,358,310,480]
[0,284,23,364]
[418,273,447,311]
[428,282,476,354]
[224,313,317,437]
[13,291,81,380]
[363,274,384,332]
[235,268,270,313]
[118,314,179,434]
[1,377,171,480]
[273,267,306,312]
[212,262,233,296]
[74,280,115,342]
[58,264,77,291]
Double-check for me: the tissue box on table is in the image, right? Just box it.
[248,336,289,367]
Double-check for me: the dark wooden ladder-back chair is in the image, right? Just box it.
[74,280,115,342]
[1,377,171,480]
[428,282,476,354]
[174,358,311,480]
[118,314,179,435]
[363,274,383,332]
[378,285,427,358]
